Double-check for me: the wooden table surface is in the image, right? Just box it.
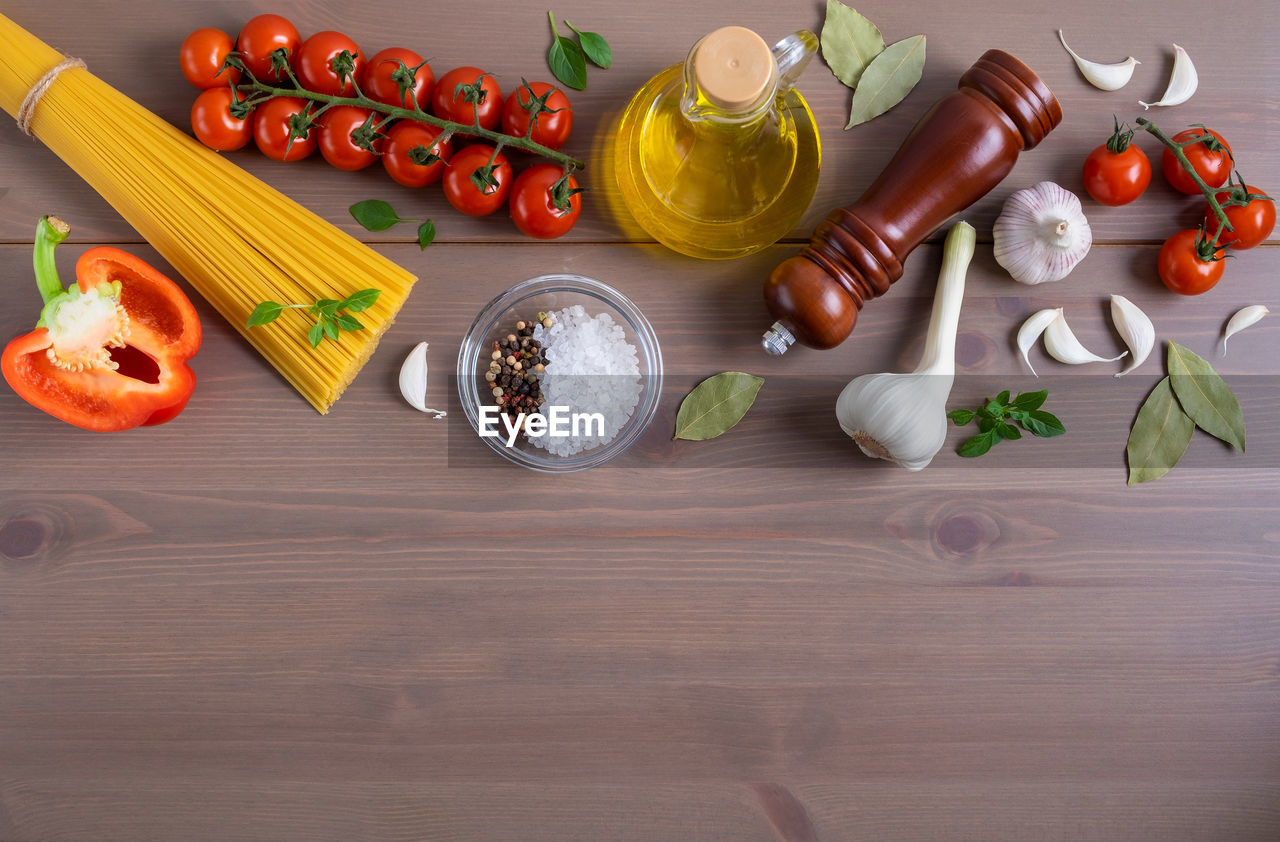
[2,0,1278,839]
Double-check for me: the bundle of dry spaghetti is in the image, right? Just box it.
[0,13,417,413]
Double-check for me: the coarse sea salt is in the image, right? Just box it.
[531,304,642,457]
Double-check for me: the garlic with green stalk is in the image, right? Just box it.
[1057,30,1140,91]
[835,221,975,471]
[993,182,1092,285]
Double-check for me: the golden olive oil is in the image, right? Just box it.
[614,63,821,260]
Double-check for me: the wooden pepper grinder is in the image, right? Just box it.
[761,50,1063,354]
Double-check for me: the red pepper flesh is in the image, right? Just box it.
[2,225,201,431]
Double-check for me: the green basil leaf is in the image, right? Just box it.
[314,298,341,317]
[1167,341,1246,452]
[1021,410,1065,438]
[307,321,325,348]
[246,301,284,327]
[977,415,997,434]
[845,34,926,129]
[1127,377,1195,485]
[996,390,1011,406]
[339,289,381,313]
[1012,389,1048,411]
[335,314,363,332]
[547,14,588,91]
[566,21,612,68]
[349,199,405,232]
[322,317,340,342]
[820,0,885,88]
[996,422,1022,440]
[673,372,764,441]
[957,430,997,458]
[417,220,436,250]
[946,409,976,426]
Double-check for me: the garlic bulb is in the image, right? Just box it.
[993,182,1092,285]
[1044,310,1126,365]
[835,221,975,471]
[1222,305,1269,353]
[1057,30,1140,91]
[1140,44,1197,109]
[398,341,447,417]
[1110,295,1154,376]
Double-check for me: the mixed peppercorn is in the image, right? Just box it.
[487,313,553,424]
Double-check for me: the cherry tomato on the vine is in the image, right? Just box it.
[432,67,502,131]
[179,28,241,90]
[1157,229,1226,295]
[1162,128,1233,194]
[382,121,453,188]
[253,96,317,162]
[501,82,573,151]
[1083,136,1150,207]
[317,106,380,171]
[509,164,582,239]
[442,144,512,216]
[1205,184,1276,250]
[190,86,252,151]
[295,31,364,97]
[237,14,300,82]
[362,47,434,111]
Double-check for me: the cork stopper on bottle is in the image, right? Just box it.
[693,26,776,111]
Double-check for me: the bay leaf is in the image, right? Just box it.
[1166,341,1246,452]
[673,372,764,441]
[820,0,885,89]
[1126,377,1194,485]
[845,34,926,129]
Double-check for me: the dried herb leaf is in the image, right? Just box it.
[1127,377,1195,485]
[820,0,885,88]
[845,34,926,129]
[674,372,764,441]
[1166,341,1246,452]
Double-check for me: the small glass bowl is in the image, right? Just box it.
[456,274,663,472]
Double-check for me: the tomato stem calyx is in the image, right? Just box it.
[1104,116,1136,154]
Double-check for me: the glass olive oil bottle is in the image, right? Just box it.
[614,27,822,260]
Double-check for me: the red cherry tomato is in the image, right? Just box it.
[442,144,512,216]
[190,86,252,151]
[509,164,582,239]
[362,47,434,111]
[317,106,380,171]
[1205,185,1276,250]
[501,82,573,151]
[253,96,316,162]
[295,31,364,97]
[382,121,453,187]
[1083,142,1150,206]
[432,67,502,130]
[1161,128,1233,194]
[1158,229,1226,295]
[179,28,241,90]
[237,14,300,82]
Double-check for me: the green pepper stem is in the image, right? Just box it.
[34,215,70,306]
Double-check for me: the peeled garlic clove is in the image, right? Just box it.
[993,182,1092,285]
[1057,30,1140,91]
[1044,311,1127,365]
[1139,44,1197,109]
[1017,308,1062,377]
[398,341,447,417]
[1110,295,1154,376]
[1222,305,1269,353]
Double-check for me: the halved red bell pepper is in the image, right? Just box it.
[2,216,201,431]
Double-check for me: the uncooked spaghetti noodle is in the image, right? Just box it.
[0,13,417,413]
